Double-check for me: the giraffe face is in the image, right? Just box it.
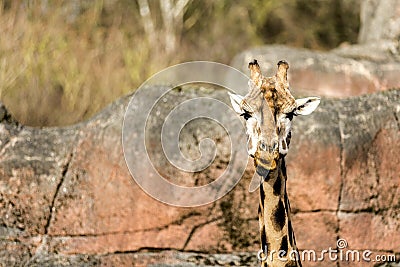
[229,60,320,173]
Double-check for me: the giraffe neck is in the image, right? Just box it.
[258,158,301,267]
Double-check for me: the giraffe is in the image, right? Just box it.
[228,60,320,267]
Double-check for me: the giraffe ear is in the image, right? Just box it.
[294,97,320,116]
[228,92,244,114]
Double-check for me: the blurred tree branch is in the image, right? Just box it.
[137,0,156,45]
[137,0,191,55]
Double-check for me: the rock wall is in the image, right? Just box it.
[0,86,399,266]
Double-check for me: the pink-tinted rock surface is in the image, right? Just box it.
[0,87,399,266]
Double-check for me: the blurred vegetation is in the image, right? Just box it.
[0,0,360,126]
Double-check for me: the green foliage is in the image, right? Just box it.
[250,0,360,48]
[0,0,360,126]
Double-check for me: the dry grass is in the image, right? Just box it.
[0,0,359,126]
[0,1,164,126]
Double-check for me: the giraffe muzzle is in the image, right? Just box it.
[254,150,279,176]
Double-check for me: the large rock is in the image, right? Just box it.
[0,85,399,266]
[231,45,400,98]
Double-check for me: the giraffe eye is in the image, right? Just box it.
[240,111,252,120]
[285,111,294,120]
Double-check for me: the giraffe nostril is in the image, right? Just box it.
[282,139,286,150]
[272,140,279,150]
[259,142,267,151]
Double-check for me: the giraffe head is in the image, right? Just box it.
[229,60,320,176]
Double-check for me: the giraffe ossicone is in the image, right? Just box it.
[229,60,320,267]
